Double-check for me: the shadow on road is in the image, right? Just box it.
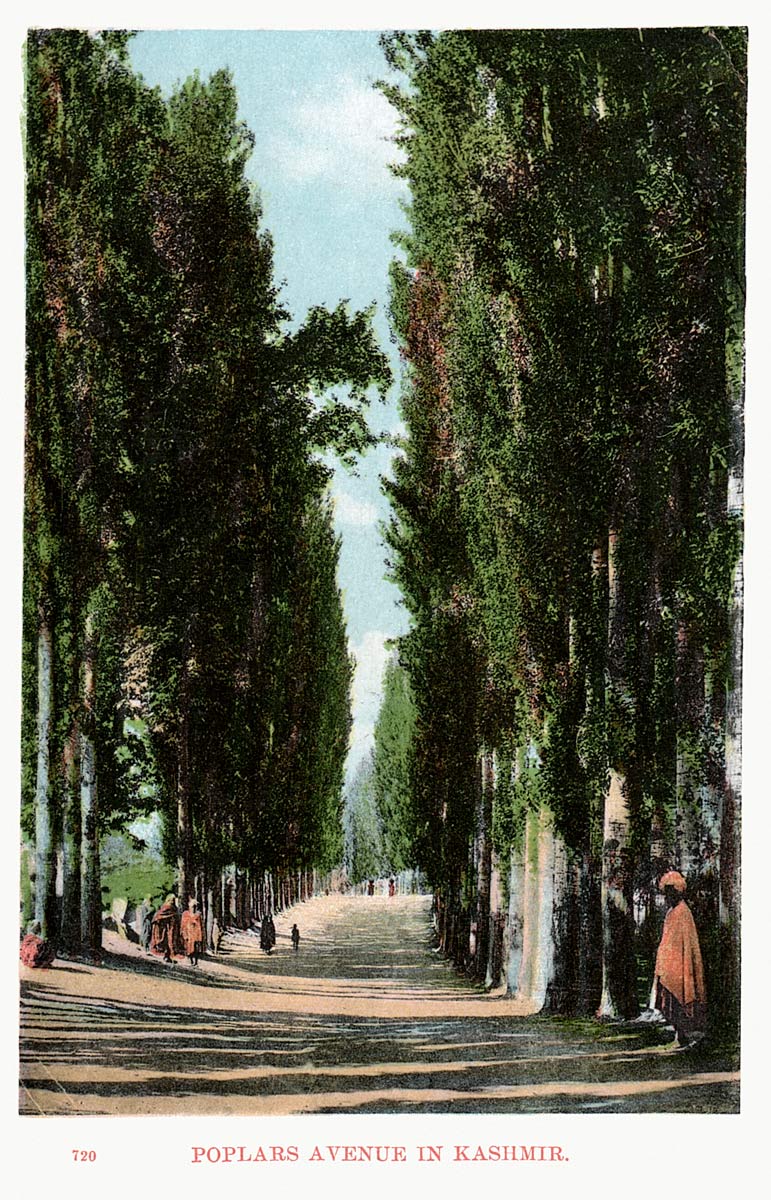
[20,894,739,1116]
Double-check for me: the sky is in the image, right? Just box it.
[128,30,412,776]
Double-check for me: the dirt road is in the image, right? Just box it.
[19,893,738,1115]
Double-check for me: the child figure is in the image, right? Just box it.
[291,923,300,952]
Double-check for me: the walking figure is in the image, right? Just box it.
[654,871,706,1048]
[150,894,182,963]
[181,897,204,966]
[260,911,276,954]
[291,923,300,952]
[388,876,395,897]
[139,896,156,953]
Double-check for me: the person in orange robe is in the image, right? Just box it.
[180,897,204,966]
[654,871,706,1047]
[150,894,182,963]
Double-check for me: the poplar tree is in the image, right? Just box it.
[23,30,390,951]
[380,27,745,1029]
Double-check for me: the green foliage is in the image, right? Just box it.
[344,754,386,883]
[372,653,416,871]
[380,28,745,895]
[24,29,392,937]
[100,828,173,912]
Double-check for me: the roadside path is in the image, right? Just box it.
[19,893,739,1115]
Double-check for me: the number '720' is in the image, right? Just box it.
[72,1150,96,1162]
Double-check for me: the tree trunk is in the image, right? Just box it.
[719,277,744,1037]
[234,869,247,928]
[515,805,558,1010]
[79,608,101,956]
[484,848,504,989]
[473,750,493,979]
[504,831,526,995]
[205,884,215,950]
[20,843,36,931]
[60,723,81,952]
[575,539,607,1013]
[597,530,639,1019]
[176,639,193,907]
[547,839,577,1014]
[577,848,603,1012]
[34,613,56,939]
[675,621,704,881]
[596,769,638,1018]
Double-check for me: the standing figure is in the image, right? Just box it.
[260,911,276,954]
[150,894,182,963]
[388,877,396,898]
[139,897,156,954]
[654,871,707,1047]
[211,916,222,954]
[367,879,375,897]
[291,923,300,952]
[180,897,204,966]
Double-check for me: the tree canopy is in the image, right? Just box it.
[380,27,744,1027]
[23,29,390,948]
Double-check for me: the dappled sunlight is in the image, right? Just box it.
[20,892,738,1115]
[20,1069,740,1118]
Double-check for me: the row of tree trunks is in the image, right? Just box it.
[188,864,325,951]
[436,723,734,1024]
[432,522,736,1024]
[29,598,104,958]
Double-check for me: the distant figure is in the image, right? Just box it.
[388,877,396,898]
[19,930,55,969]
[211,917,222,954]
[654,871,706,1048]
[139,897,156,953]
[181,897,204,967]
[150,894,182,963]
[260,911,276,955]
[367,879,375,897]
[291,923,300,952]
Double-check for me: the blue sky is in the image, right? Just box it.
[129,30,410,774]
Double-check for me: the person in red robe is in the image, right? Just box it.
[180,897,204,966]
[654,871,706,1047]
[150,894,182,963]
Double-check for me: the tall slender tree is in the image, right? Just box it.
[380,28,745,1029]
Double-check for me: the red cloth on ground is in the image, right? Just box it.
[654,898,706,1031]
[20,934,56,968]
[180,910,204,955]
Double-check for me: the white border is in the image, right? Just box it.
[3,6,767,1197]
